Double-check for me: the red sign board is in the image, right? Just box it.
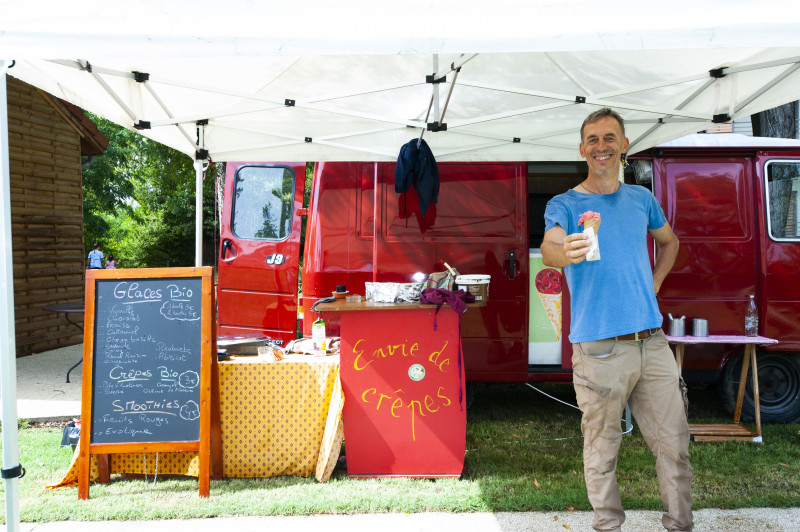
[340,307,467,477]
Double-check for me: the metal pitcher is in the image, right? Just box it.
[668,313,686,337]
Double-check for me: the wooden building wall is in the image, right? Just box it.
[7,76,86,355]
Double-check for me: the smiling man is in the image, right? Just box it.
[541,108,692,531]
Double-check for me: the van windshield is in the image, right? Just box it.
[231,165,295,240]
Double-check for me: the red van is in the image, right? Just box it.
[217,136,800,423]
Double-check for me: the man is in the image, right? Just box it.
[87,243,103,269]
[541,108,692,531]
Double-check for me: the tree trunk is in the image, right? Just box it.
[752,102,798,139]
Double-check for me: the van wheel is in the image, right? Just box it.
[717,352,800,424]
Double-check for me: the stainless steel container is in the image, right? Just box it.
[692,318,709,337]
[668,313,686,337]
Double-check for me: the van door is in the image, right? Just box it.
[759,155,800,350]
[653,153,758,340]
[378,162,529,382]
[217,162,306,346]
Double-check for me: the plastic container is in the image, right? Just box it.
[312,317,326,355]
[455,274,490,302]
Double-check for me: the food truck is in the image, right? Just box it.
[217,134,800,424]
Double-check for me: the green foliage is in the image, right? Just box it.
[81,117,137,250]
[82,114,221,268]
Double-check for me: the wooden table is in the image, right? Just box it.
[667,334,778,442]
[47,354,343,490]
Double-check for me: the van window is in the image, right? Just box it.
[231,165,295,240]
[765,161,800,240]
[664,162,749,239]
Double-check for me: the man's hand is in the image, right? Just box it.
[562,232,591,264]
[541,226,590,267]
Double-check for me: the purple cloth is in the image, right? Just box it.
[420,288,474,314]
[420,287,473,411]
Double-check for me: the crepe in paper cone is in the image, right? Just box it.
[579,211,601,261]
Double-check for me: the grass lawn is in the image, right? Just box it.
[3,382,800,522]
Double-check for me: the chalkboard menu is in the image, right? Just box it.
[91,277,203,443]
[79,267,214,500]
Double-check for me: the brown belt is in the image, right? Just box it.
[615,328,659,341]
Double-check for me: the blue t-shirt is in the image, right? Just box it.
[88,249,103,268]
[544,184,667,343]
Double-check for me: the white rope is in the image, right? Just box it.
[524,383,633,435]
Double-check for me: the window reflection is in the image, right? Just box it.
[232,166,295,240]
[766,161,800,240]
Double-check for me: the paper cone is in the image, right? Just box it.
[584,218,601,234]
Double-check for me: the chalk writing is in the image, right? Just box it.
[90,277,203,444]
[113,281,164,304]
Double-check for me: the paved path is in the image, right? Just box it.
[16,508,800,532]
[5,344,82,422]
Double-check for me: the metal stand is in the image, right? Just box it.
[42,302,85,383]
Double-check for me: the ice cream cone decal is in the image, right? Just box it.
[535,268,563,339]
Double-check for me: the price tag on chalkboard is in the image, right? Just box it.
[79,267,214,500]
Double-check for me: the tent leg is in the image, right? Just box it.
[194,123,207,268]
[194,159,204,267]
[1,62,23,532]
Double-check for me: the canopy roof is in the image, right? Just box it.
[4,1,800,162]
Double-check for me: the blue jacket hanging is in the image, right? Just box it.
[394,138,440,216]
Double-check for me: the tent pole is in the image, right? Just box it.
[194,158,204,267]
[372,163,378,282]
[432,54,440,125]
[194,123,207,267]
[1,64,22,532]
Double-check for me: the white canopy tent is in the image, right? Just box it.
[3,1,800,527]
[4,1,800,164]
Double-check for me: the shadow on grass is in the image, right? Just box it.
[463,382,800,513]
[465,383,589,512]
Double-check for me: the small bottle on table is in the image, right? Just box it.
[745,294,758,337]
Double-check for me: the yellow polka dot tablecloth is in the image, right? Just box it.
[46,354,343,490]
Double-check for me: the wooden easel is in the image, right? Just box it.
[78,267,215,498]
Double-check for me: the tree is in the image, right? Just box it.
[752,101,798,139]
[83,115,221,268]
[752,102,799,240]
[81,116,137,250]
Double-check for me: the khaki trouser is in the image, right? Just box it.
[572,329,693,531]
